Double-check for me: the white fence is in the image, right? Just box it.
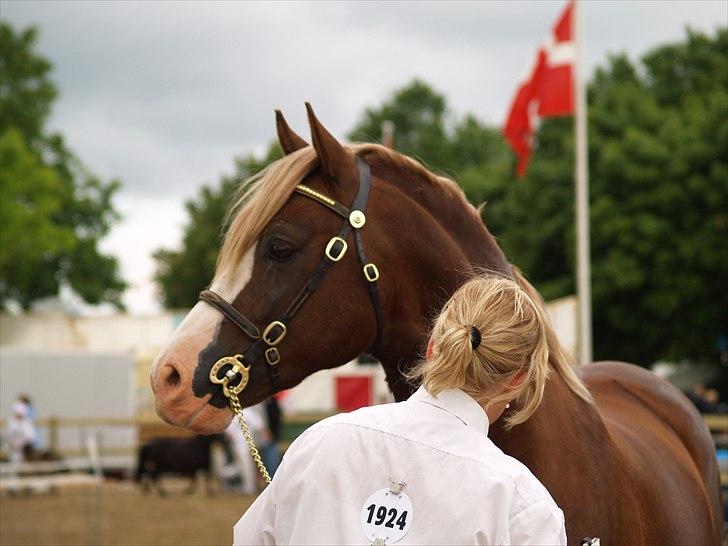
[0,350,137,467]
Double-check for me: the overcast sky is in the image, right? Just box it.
[3,1,726,313]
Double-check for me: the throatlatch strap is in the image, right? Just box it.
[351,158,384,352]
[355,227,384,351]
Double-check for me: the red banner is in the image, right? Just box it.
[504,1,575,176]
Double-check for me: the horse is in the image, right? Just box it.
[150,104,723,545]
[135,434,225,496]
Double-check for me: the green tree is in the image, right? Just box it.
[348,79,451,170]
[0,25,56,148]
[586,29,728,364]
[0,22,126,309]
[348,79,506,177]
[463,28,727,365]
[153,144,282,308]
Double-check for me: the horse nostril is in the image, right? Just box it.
[165,365,181,388]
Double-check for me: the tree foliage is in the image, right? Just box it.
[154,28,727,366]
[153,144,282,308]
[348,79,509,176]
[0,25,57,147]
[463,27,727,365]
[0,22,126,309]
[585,29,728,364]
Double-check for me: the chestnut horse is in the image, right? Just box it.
[151,105,722,545]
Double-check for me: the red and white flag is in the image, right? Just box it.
[504,1,575,176]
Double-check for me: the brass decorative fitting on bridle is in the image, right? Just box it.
[262,321,287,346]
[349,210,366,228]
[209,355,250,398]
[364,263,380,282]
[325,236,348,262]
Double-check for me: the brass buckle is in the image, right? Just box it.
[262,321,287,346]
[265,347,280,366]
[363,263,380,282]
[325,236,348,262]
[209,355,250,397]
[349,210,366,228]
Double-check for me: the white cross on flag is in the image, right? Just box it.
[504,1,575,176]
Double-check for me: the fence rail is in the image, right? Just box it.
[703,414,728,434]
[1,412,725,455]
[0,413,725,485]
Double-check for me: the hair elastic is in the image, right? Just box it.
[470,326,482,350]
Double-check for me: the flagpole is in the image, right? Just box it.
[574,0,593,365]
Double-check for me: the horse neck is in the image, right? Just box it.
[371,167,510,399]
[488,363,606,471]
[370,158,511,273]
[371,161,592,423]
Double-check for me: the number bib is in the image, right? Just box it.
[360,488,413,544]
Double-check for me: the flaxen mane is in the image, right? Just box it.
[215,142,591,402]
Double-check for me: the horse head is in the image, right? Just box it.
[151,104,511,433]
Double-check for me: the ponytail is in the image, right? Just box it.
[406,275,552,429]
[421,324,478,392]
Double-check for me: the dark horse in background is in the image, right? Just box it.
[150,105,722,544]
[135,434,225,496]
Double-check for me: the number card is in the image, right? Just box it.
[360,488,413,544]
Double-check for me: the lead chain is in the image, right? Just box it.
[228,392,272,485]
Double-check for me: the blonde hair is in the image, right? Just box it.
[410,275,551,429]
[511,266,591,403]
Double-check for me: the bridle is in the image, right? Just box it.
[199,156,383,400]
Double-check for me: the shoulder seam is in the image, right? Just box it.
[310,420,523,491]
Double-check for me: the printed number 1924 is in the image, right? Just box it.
[366,504,408,530]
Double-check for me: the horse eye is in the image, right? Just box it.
[267,239,295,261]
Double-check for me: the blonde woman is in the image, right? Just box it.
[234,275,566,545]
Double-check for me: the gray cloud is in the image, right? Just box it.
[5,0,725,197]
[2,0,725,311]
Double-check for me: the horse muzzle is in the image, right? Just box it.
[151,359,233,433]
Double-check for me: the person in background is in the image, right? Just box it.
[17,394,42,450]
[687,384,727,414]
[4,402,36,494]
[702,388,727,414]
[7,402,34,463]
[686,383,710,412]
[234,275,566,545]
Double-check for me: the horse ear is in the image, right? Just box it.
[305,102,356,183]
[275,109,308,155]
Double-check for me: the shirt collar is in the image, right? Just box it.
[409,385,490,435]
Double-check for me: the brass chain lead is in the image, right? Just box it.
[228,391,272,485]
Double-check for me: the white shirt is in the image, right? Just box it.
[7,415,34,450]
[234,386,566,546]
